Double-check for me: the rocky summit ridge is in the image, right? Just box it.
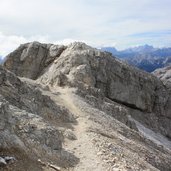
[1,41,171,171]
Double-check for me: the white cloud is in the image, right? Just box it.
[0,32,52,57]
[0,0,171,55]
[0,32,25,57]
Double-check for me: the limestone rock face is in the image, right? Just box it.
[39,42,168,114]
[3,41,66,79]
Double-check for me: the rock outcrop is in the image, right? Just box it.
[4,41,66,79]
[39,43,166,112]
[1,42,171,171]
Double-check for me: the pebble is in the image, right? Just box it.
[0,156,16,166]
[5,156,16,163]
[107,143,112,147]
[0,157,7,166]
[97,152,103,156]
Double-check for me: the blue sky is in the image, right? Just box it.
[0,0,171,56]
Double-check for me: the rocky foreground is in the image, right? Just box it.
[0,42,171,171]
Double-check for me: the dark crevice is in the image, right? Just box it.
[107,96,145,112]
[94,81,145,112]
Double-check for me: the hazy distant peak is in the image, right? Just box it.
[122,44,155,54]
[101,45,171,72]
[0,56,3,64]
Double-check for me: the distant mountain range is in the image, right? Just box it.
[0,56,5,64]
[0,56,3,64]
[101,45,171,72]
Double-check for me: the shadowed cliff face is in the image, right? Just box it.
[1,42,171,171]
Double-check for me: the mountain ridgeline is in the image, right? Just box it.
[0,42,171,171]
[101,45,171,72]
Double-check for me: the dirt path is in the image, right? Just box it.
[58,88,107,171]
[51,87,107,171]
